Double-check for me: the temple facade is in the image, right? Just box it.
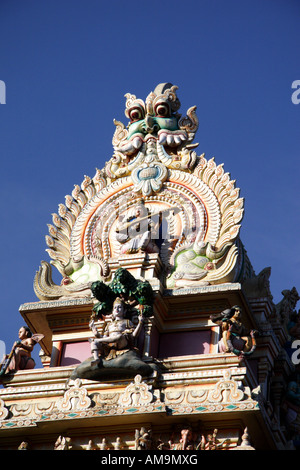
[0,83,299,451]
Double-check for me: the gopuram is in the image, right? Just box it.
[0,83,299,450]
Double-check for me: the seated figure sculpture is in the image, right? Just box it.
[0,326,44,376]
[115,199,160,255]
[70,271,158,382]
[89,297,144,363]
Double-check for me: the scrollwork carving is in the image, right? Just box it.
[0,398,9,420]
[56,378,91,412]
[208,370,244,403]
[119,375,153,407]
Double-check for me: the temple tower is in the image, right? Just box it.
[0,83,298,450]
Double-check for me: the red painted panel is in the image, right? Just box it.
[158,330,211,358]
[60,341,91,366]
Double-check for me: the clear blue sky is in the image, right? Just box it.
[0,0,299,365]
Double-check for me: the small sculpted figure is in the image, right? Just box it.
[160,427,224,450]
[197,429,218,450]
[170,427,198,450]
[89,297,144,363]
[276,287,300,325]
[99,438,108,450]
[210,306,257,357]
[54,435,72,450]
[287,312,300,340]
[18,441,29,450]
[135,427,153,450]
[0,326,44,376]
[115,200,160,255]
[114,437,123,450]
[86,440,97,450]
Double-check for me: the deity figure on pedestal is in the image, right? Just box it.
[70,268,158,382]
[89,297,144,363]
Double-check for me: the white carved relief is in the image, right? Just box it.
[56,378,91,412]
[10,403,32,418]
[0,398,9,420]
[208,370,244,403]
[119,375,153,407]
[186,389,208,403]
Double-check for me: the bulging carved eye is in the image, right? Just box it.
[155,103,170,118]
[129,107,144,122]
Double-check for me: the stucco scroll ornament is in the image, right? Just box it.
[208,370,244,403]
[106,83,199,193]
[118,374,154,407]
[56,378,91,412]
[167,154,244,287]
[34,170,110,301]
[0,398,9,420]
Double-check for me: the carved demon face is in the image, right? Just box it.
[112,83,198,157]
[126,84,181,142]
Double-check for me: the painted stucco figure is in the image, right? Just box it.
[167,233,232,288]
[115,199,160,254]
[210,306,258,357]
[0,327,44,376]
[89,297,144,363]
[159,426,224,450]
[70,268,158,382]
